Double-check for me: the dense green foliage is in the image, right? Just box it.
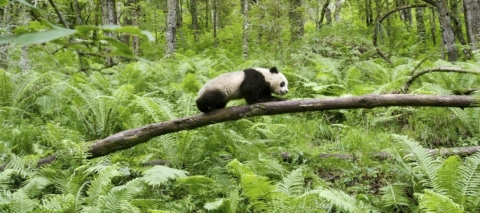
[2,0,480,212]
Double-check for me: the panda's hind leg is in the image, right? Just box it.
[196,90,228,113]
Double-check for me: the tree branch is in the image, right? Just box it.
[373,4,429,63]
[399,67,480,93]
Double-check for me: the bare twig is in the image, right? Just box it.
[399,67,480,93]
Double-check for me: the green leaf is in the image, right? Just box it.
[204,198,224,211]
[141,165,188,187]
[417,189,464,213]
[0,28,76,45]
[102,37,133,55]
[75,25,155,41]
[0,0,8,7]
[13,0,34,8]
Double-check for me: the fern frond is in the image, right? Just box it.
[5,154,32,178]
[140,165,188,187]
[99,180,142,213]
[276,167,305,196]
[460,152,480,209]
[392,134,441,189]
[435,156,464,202]
[38,194,75,212]
[416,189,464,213]
[134,96,176,122]
[379,182,411,208]
[0,189,37,213]
[204,198,224,211]
[21,176,51,197]
[318,188,360,213]
[240,174,275,211]
[85,165,123,204]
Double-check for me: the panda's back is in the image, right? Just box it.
[198,71,245,100]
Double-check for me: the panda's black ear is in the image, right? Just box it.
[270,67,279,74]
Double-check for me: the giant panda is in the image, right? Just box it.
[196,67,289,113]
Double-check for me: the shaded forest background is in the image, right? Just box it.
[1,0,480,212]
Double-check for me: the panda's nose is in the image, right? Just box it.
[285,90,288,94]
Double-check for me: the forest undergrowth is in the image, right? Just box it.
[1,21,480,212]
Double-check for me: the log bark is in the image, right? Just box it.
[0,94,476,171]
[88,94,478,158]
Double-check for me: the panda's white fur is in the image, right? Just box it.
[196,67,288,113]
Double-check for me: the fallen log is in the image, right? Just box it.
[7,94,480,170]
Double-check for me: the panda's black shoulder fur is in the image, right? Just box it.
[239,68,284,105]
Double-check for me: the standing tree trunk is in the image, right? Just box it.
[289,0,303,42]
[415,4,426,44]
[190,0,199,42]
[333,0,343,22]
[463,0,480,50]
[122,0,140,56]
[212,0,219,46]
[397,0,412,25]
[176,0,185,47]
[436,0,459,61]
[429,7,436,45]
[0,2,11,69]
[317,0,330,30]
[73,0,83,25]
[242,0,249,60]
[205,0,209,29]
[166,0,177,56]
[450,0,466,45]
[365,0,373,26]
[101,0,117,66]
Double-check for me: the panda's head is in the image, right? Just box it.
[257,67,289,95]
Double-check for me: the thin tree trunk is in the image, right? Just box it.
[73,0,83,25]
[289,0,303,42]
[365,0,373,26]
[450,0,470,58]
[166,0,177,56]
[397,0,412,25]
[213,0,219,46]
[429,7,436,45]
[317,0,330,30]
[190,0,199,42]
[436,0,459,61]
[132,1,140,56]
[205,0,209,29]
[0,3,11,70]
[101,0,117,66]
[242,0,249,60]
[176,0,185,47]
[463,0,480,50]
[333,0,343,22]
[415,5,426,45]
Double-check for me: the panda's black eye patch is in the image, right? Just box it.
[280,82,285,87]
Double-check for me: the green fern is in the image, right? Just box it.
[98,180,142,213]
[318,188,360,213]
[37,194,75,212]
[275,167,305,196]
[393,134,441,189]
[379,182,413,210]
[395,135,480,211]
[140,165,188,187]
[416,189,464,213]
